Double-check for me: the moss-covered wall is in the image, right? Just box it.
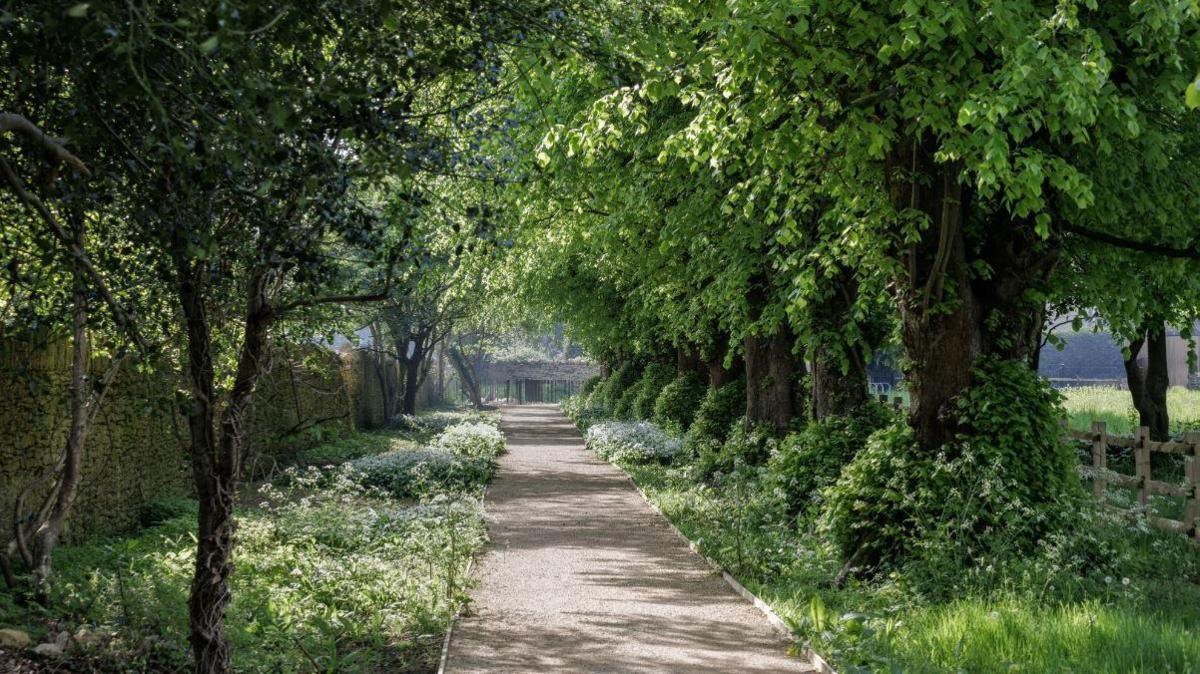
[0,339,366,543]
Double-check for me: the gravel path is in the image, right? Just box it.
[444,404,812,673]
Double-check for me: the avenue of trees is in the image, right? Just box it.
[498,2,1200,573]
[3,1,1200,672]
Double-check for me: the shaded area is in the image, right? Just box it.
[445,405,809,673]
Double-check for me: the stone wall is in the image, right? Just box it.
[0,338,364,543]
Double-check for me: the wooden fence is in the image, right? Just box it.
[1067,422,1200,544]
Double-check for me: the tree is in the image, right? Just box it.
[4,2,559,669]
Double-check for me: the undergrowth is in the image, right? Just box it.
[0,407,499,673]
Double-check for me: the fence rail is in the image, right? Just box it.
[1067,422,1200,544]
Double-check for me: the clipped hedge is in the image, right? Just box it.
[652,372,706,434]
[764,402,892,517]
[683,378,746,455]
[631,363,676,420]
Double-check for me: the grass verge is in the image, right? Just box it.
[615,445,1200,673]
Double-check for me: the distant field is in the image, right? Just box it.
[1061,386,1200,437]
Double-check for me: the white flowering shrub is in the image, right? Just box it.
[435,421,506,460]
[349,448,492,497]
[585,420,682,463]
[389,409,501,435]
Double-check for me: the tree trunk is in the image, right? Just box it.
[181,265,273,674]
[367,323,393,418]
[704,332,742,388]
[886,137,1057,451]
[436,342,447,403]
[395,329,431,415]
[400,352,424,414]
[448,345,483,409]
[1125,322,1170,440]
[809,267,870,420]
[26,245,89,591]
[744,325,796,433]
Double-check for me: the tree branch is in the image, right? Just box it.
[0,113,90,176]
[272,264,395,315]
[1062,223,1200,261]
[0,158,147,353]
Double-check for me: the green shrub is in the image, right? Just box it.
[653,372,706,434]
[695,416,778,479]
[597,361,641,413]
[822,358,1083,572]
[561,394,607,429]
[631,363,676,420]
[134,495,198,529]
[764,403,892,517]
[580,374,602,395]
[613,384,639,419]
[684,378,746,455]
[349,449,493,498]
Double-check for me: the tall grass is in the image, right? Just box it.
[1062,386,1200,436]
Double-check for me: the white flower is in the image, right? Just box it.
[585,420,682,462]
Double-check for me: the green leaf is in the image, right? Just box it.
[66,3,90,18]
[199,35,220,54]
[1186,77,1200,110]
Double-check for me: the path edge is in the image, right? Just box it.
[439,409,511,674]
[618,469,838,674]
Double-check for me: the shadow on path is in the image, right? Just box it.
[444,405,811,673]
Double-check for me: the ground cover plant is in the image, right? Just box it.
[566,393,1200,673]
[0,409,501,673]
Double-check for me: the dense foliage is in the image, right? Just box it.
[683,379,747,456]
[765,403,892,518]
[823,360,1084,572]
[652,372,706,434]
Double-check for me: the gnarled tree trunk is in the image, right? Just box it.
[744,325,796,433]
[886,138,1057,451]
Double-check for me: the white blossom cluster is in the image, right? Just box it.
[435,421,506,460]
[348,448,491,497]
[585,420,681,463]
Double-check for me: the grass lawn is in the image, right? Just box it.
[0,408,499,673]
[1062,386,1200,437]
[620,459,1200,674]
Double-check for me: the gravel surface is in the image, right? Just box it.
[445,405,812,673]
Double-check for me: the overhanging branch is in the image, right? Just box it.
[1062,223,1200,261]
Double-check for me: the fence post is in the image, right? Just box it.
[1135,426,1151,509]
[1184,431,1200,543]
[1092,420,1108,501]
